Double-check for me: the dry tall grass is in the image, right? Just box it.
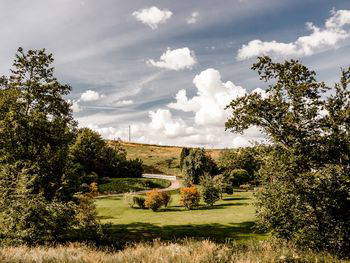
[0,239,346,263]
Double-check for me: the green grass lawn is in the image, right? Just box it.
[98,178,171,194]
[95,190,267,243]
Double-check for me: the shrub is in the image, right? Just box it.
[145,190,164,211]
[133,196,146,209]
[200,175,220,206]
[124,158,143,178]
[159,191,171,207]
[180,186,200,210]
[257,159,350,255]
[100,177,112,184]
[227,169,250,186]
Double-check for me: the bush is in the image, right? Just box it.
[180,186,200,210]
[133,196,146,209]
[145,190,164,211]
[200,175,220,206]
[257,161,350,255]
[100,177,112,184]
[124,158,143,178]
[159,191,171,207]
[227,169,250,186]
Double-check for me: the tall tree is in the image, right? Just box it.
[225,56,350,254]
[0,48,78,243]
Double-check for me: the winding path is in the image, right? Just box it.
[96,174,181,198]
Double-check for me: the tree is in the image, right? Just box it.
[182,148,214,185]
[70,128,107,179]
[0,48,78,243]
[200,174,220,206]
[70,128,142,180]
[180,147,191,170]
[218,146,265,181]
[225,56,350,254]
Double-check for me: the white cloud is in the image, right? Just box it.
[187,11,199,24]
[68,99,82,113]
[237,9,350,60]
[147,47,197,70]
[149,109,195,138]
[80,90,101,102]
[168,68,247,126]
[115,100,133,106]
[132,6,172,30]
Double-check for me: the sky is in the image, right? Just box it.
[1,0,350,148]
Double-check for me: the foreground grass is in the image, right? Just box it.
[96,190,265,243]
[0,239,346,263]
[98,178,171,194]
[115,141,222,175]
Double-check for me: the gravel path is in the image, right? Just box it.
[96,174,181,198]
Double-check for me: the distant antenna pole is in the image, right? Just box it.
[128,125,131,142]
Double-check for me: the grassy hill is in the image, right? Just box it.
[115,141,223,176]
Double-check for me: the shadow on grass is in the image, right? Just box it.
[222,197,250,201]
[105,221,265,243]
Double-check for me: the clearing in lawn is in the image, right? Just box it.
[95,190,266,243]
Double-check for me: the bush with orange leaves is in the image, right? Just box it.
[180,186,200,210]
[144,189,164,211]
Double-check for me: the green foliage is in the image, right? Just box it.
[0,47,76,201]
[200,174,220,206]
[218,146,264,183]
[227,169,250,186]
[0,48,79,244]
[180,186,201,210]
[70,128,143,180]
[159,191,171,207]
[0,165,76,245]
[179,147,191,170]
[99,178,170,194]
[183,148,218,185]
[133,196,146,209]
[257,162,350,254]
[124,158,143,178]
[226,56,350,255]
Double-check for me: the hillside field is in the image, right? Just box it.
[114,141,223,175]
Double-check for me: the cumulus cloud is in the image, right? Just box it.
[147,47,197,70]
[80,90,101,102]
[237,9,350,60]
[187,11,199,24]
[149,109,195,138]
[78,69,268,148]
[132,6,172,30]
[168,68,247,126]
[68,99,82,113]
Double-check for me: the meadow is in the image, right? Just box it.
[117,141,222,175]
[95,190,265,243]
